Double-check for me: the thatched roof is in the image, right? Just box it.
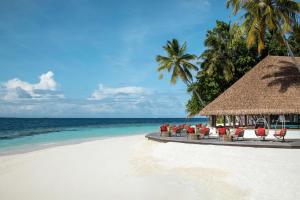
[200,56,300,116]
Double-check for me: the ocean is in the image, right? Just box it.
[0,118,207,154]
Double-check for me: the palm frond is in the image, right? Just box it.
[246,18,258,48]
[170,39,180,55]
[170,67,178,84]
[182,60,199,71]
[177,64,190,84]
[156,55,171,63]
[157,64,169,72]
[156,38,197,85]
[226,0,242,15]
[183,67,193,82]
[179,42,187,56]
[181,54,197,61]
[158,74,163,80]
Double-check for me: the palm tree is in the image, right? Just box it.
[226,0,300,70]
[156,39,204,106]
[200,21,237,81]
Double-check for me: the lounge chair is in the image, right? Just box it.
[187,127,197,140]
[273,128,287,142]
[231,128,245,141]
[255,128,268,140]
[217,127,227,140]
[160,124,169,137]
[171,126,182,137]
[199,127,211,138]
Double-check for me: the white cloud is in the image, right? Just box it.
[89,84,145,101]
[34,71,57,90]
[0,82,190,117]
[1,71,63,101]
[81,84,189,117]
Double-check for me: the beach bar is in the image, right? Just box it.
[200,56,300,129]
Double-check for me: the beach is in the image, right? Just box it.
[0,135,299,200]
[1,0,299,199]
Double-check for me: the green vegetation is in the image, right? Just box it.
[186,21,261,116]
[226,0,300,70]
[155,1,300,116]
[156,39,204,105]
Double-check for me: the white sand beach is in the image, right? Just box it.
[0,135,300,200]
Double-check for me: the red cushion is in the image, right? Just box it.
[218,128,227,135]
[280,128,287,135]
[187,127,195,134]
[200,127,209,135]
[160,125,168,132]
[257,128,266,136]
[275,128,287,136]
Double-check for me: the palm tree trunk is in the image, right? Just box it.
[192,88,205,106]
[186,80,205,107]
[279,28,300,72]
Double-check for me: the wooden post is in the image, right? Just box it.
[211,115,216,127]
[233,116,236,128]
[208,116,212,127]
[223,116,226,127]
[267,115,271,128]
[245,115,248,127]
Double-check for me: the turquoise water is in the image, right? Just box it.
[0,124,159,154]
[0,118,207,154]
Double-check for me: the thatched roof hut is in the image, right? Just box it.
[200,56,300,116]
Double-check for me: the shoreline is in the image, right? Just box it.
[0,132,151,157]
[2,128,300,156]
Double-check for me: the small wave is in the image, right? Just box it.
[0,128,78,140]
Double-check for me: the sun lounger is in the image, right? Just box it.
[199,127,211,138]
[231,128,245,141]
[171,126,182,137]
[160,124,169,137]
[217,127,227,140]
[187,127,197,140]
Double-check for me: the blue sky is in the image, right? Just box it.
[0,0,231,117]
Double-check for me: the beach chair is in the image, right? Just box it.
[160,124,169,137]
[199,127,211,138]
[273,128,287,142]
[231,128,245,141]
[187,127,195,134]
[182,124,191,134]
[255,128,268,140]
[217,127,227,140]
[171,126,182,137]
[187,127,197,140]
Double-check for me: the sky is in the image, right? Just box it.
[0,0,231,118]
